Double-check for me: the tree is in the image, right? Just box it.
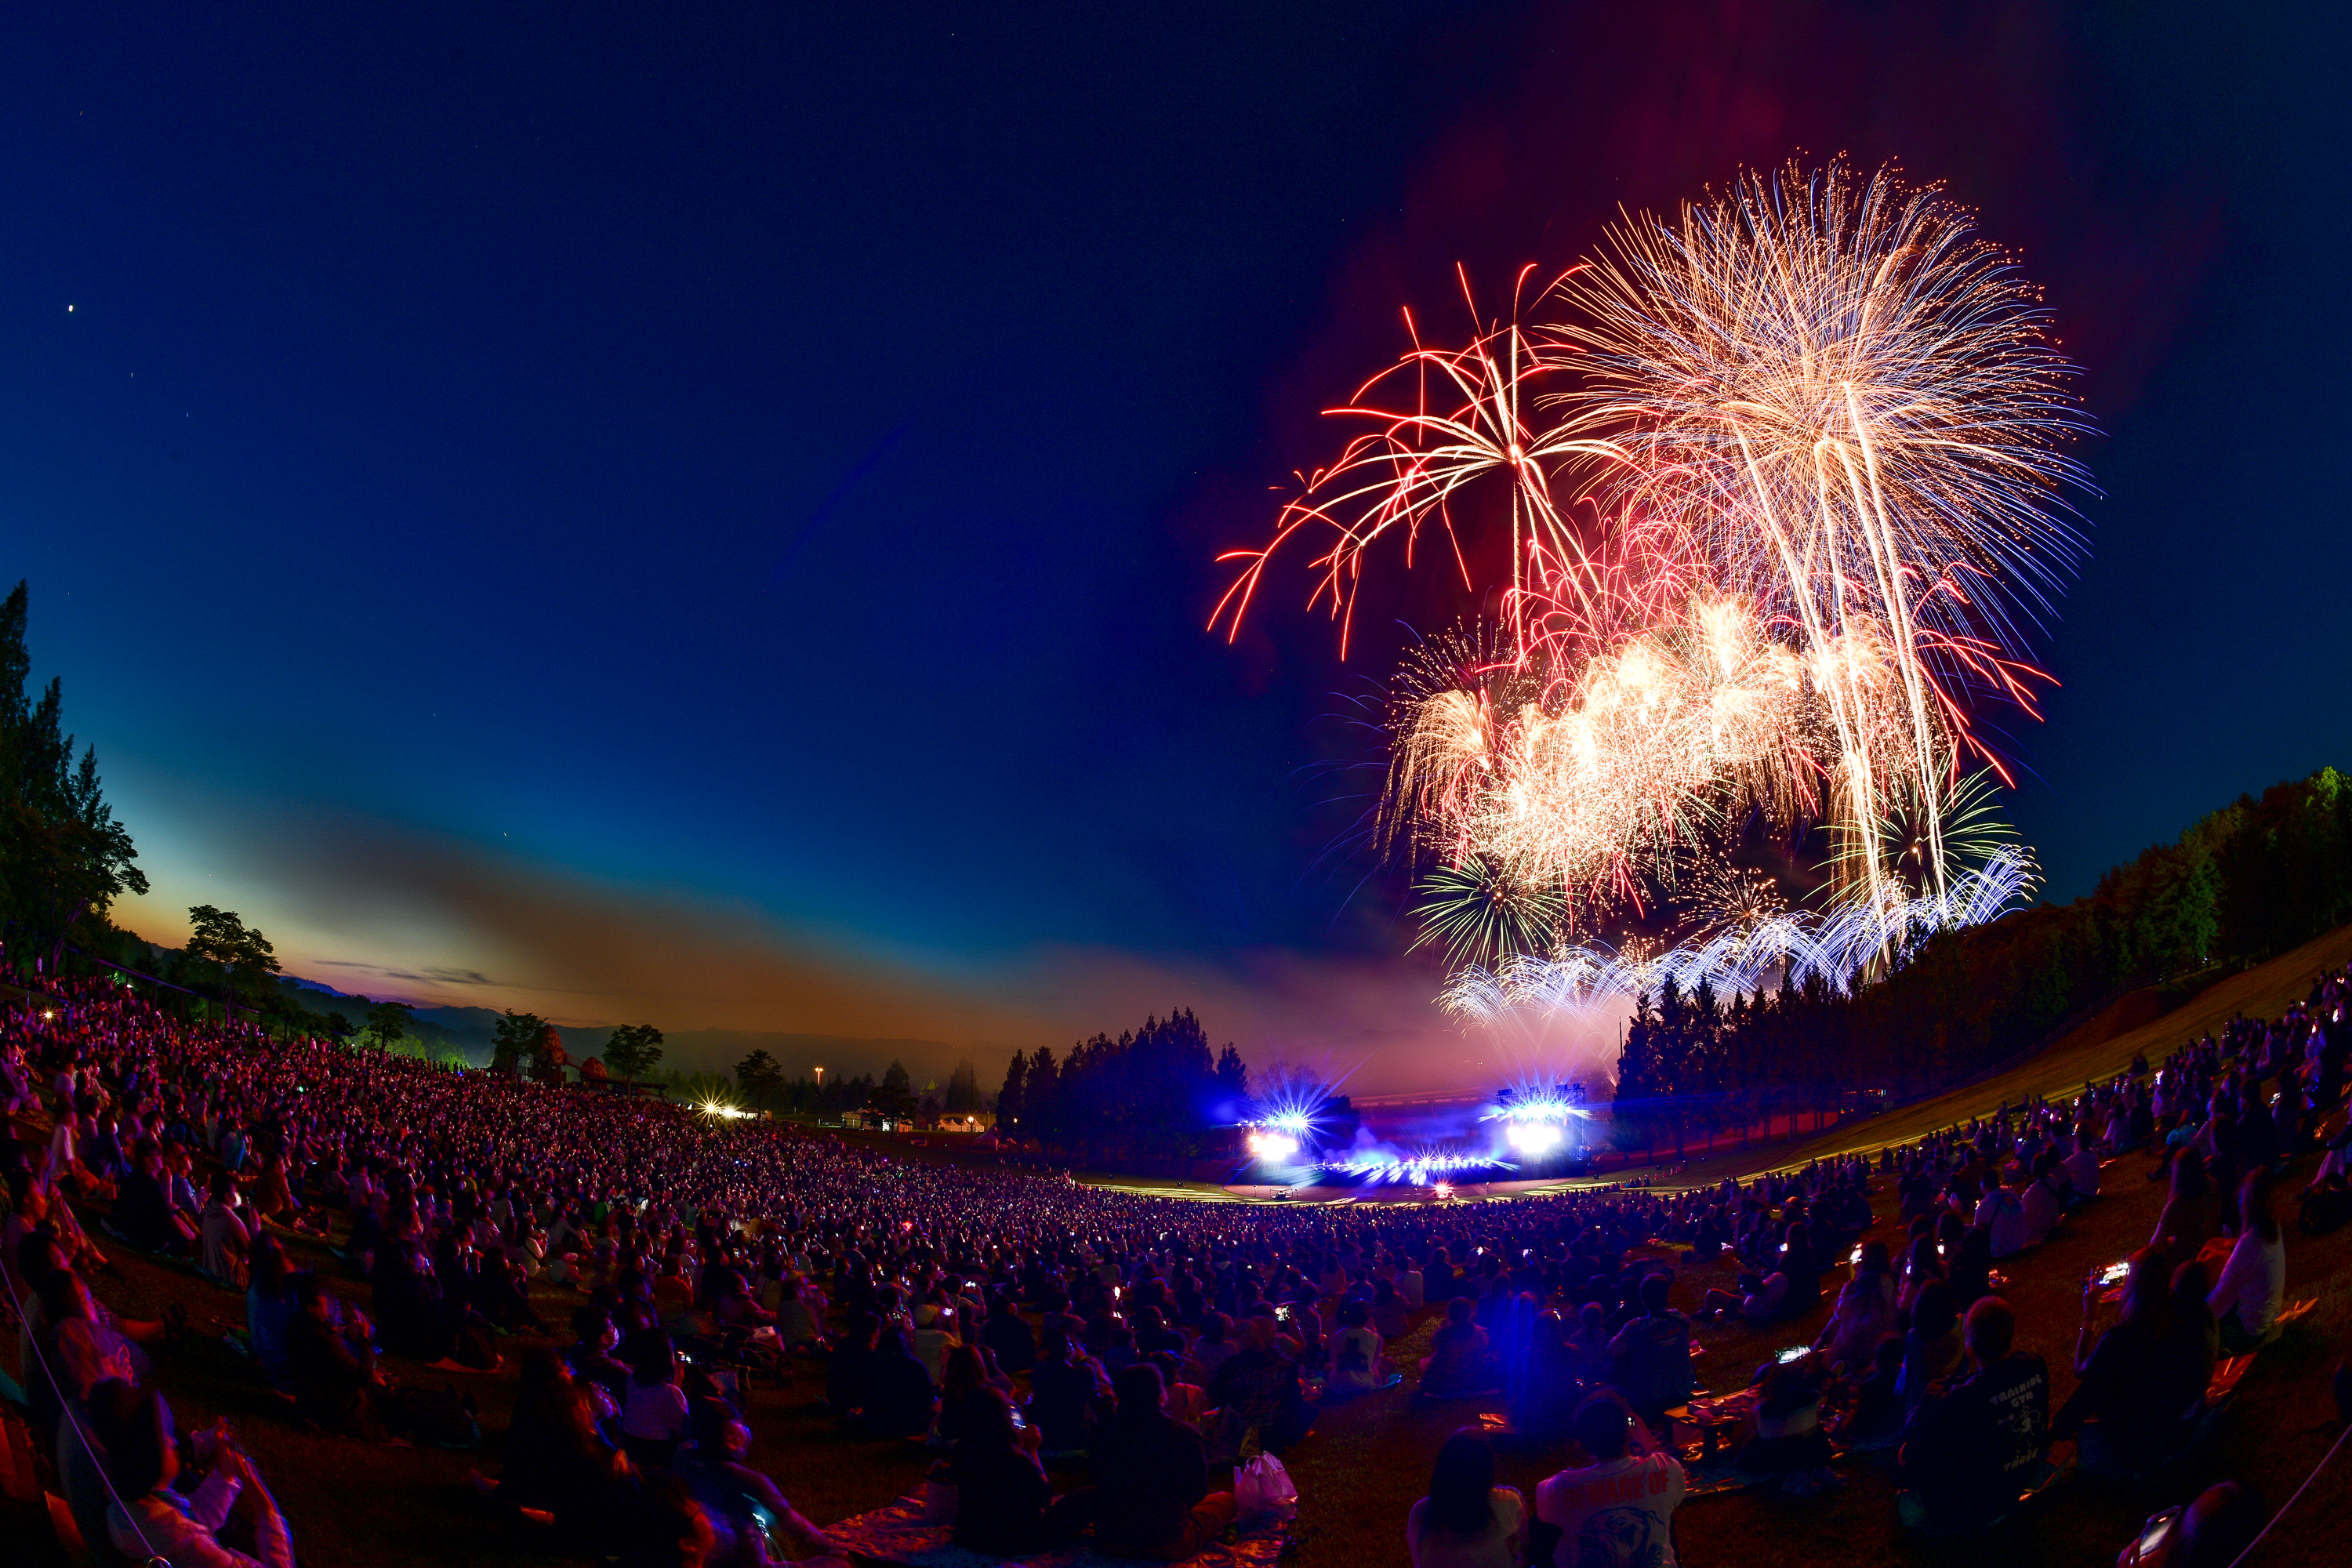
[186,906,281,1014]
[321,1011,355,1042]
[1025,1047,1059,1144]
[996,1051,1029,1134]
[944,1058,981,1112]
[735,1048,784,1107]
[872,1058,916,1120]
[491,1009,549,1075]
[0,583,148,971]
[603,1022,666,1080]
[1613,992,1661,1158]
[364,1000,415,1052]
[1215,1044,1250,1104]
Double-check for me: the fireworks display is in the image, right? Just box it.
[1216,162,2092,1018]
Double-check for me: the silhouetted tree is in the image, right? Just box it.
[0,583,147,972]
[603,1023,666,1080]
[491,1009,549,1075]
[363,1000,414,1053]
[997,1051,1029,1134]
[735,1048,783,1107]
[187,905,280,1015]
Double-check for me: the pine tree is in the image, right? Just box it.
[1024,1047,1059,1145]
[996,1051,1028,1134]
[1614,992,1661,1158]
[944,1058,981,1112]
[0,583,147,971]
[1215,1044,1250,1103]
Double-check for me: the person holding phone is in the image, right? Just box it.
[2053,1249,2205,1475]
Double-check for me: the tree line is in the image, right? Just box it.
[995,1008,1251,1171]
[0,583,144,979]
[1613,765,2352,1151]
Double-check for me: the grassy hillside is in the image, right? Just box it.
[1714,920,2352,1179]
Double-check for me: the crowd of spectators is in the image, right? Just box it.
[1,962,2346,1566]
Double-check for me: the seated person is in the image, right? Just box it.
[1896,1280,1963,1409]
[1418,1298,1497,1395]
[850,1326,939,1441]
[199,1171,253,1287]
[568,1305,635,1406]
[2207,1170,2286,1354]
[1207,1312,1312,1461]
[242,1236,298,1394]
[2063,1123,2102,1200]
[1897,1297,2050,1534]
[1092,1363,1238,1560]
[949,1388,1091,1555]
[2117,1479,2265,1568]
[1028,1323,1109,1454]
[674,1397,846,1567]
[1372,1279,1410,1341]
[288,1273,394,1438]
[823,1312,877,1419]
[1181,1312,1236,1386]
[939,1343,1022,1446]
[1565,1301,1613,1384]
[1608,1276,1693,1422]
[1815,1242,1898,1371]
[622,1338,694,1468]
[1531,1394,1685,1568]
[2020,1152,2067,1247]
[1145,1349,1210,1425]
[1407,1428,1525,1568]
[50,1316,136,1560]
[771,1275,826,1353]
[1512,1312,1587,1441]
[1836,1335,1909,1450]
[89,1378,296,1568]
[1700,1266,1789,1324]
[495,1360,641,1545]
[981,1292,1034,1373]
[1976,1169,2035,1258]
[2053,1249,2207,1475]
[1327,1300,1387,1394]
[1733,1358,1834,1491]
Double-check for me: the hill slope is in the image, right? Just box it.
[1698,920,2352,1180]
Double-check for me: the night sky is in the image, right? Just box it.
[4,3,2345,1091]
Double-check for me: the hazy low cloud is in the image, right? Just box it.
[315,960,498,987]
[115,800,1609,1096]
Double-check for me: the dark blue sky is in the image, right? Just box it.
[3,2,2345,1080]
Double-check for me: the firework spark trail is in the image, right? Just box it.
[1209,269,1652,661]
[1552,162,2092,903]
[1387,603,1933,924]
[1437,843,2039,1022]
[1211,161,2089,972]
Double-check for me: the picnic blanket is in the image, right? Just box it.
[823,1496,1288,1568]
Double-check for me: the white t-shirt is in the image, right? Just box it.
[1329,1325,1385,1390]
[1535,1452,1685,1568]
[622,1379,691,1440]
[1408,1486,1524,1568]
